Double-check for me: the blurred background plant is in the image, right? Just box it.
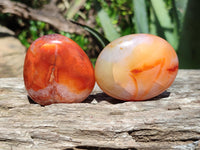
[0,0,199,68]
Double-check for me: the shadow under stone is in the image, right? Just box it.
[84,92,125,104]
[27,95,38,104]
[150,91,171,100]
[84,90,171,104]
[27,90,171,105]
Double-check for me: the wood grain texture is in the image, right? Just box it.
[0,0,85,34]
[0,70,200,150]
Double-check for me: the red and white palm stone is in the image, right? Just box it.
[24,34,95,105]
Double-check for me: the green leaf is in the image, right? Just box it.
[97,7,120,41]
[177,0,200,68]
[18,31,30,48]
[149,6,157,35]
[151,0,178,49]
[132,0,149,33]
[174,0,188,31]
[70,20,110,49]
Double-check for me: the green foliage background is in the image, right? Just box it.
[1,0,200,68]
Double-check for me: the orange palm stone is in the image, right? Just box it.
[95,34,179,101]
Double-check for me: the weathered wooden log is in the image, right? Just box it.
[0,69,200,150]
[0,0,85,34]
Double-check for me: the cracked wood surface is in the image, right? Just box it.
[0,69,200,150]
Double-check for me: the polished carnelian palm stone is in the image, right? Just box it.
[95,34,179,101]
[24,34,95,105]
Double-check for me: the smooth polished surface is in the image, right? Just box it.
[23,34,95,105]
[95,34,179,101]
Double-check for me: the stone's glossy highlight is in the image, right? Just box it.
[23,34,95,105]
[95,34,179,101]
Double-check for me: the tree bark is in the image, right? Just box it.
[0,0,85,34]
[0,69,200,150]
